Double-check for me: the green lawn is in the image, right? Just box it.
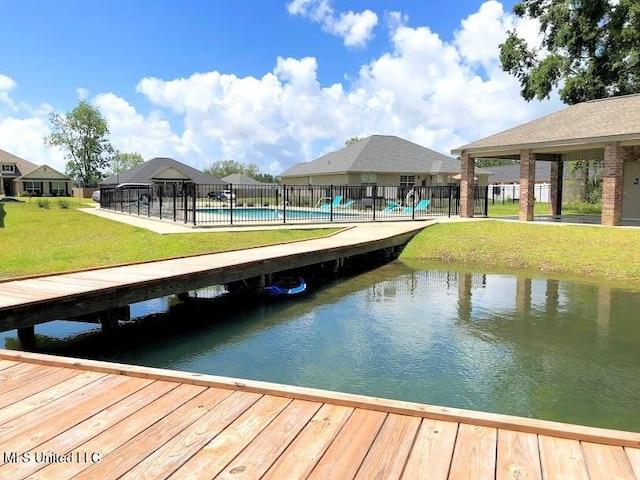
[487,201,602,217]
[0,200,340,279]
[400,220,640,289]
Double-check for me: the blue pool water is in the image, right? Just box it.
[196,207,360,221]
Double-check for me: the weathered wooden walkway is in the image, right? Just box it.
[0,349,639,479]
[0,222,427,331]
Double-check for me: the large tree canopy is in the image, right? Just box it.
[500,0,640,105]
[205,160,260,179]
[44,100,115,186]
[109,151,144,176]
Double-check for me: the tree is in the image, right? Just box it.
[475,158,518,168]
[499,0,640,202]
[44,100,115,186]
[254,173,280,184]
[205,160,260,179]
[345,136,362,146]
[499,0,640,105]
[109,152,144,176]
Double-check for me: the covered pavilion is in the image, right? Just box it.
[452,94,640,226]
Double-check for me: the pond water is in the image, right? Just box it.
[3,261,640,432]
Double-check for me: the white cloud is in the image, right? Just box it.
[0,1,562,177]
[76,87,90,101]
[286,0,378,48]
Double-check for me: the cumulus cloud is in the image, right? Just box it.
[0,1,562,176]
[287,0,378,47]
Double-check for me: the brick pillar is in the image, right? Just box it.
[549,157,563,216]
[460,153,475,218]
[602,143,624,226]
[519,150,535,221]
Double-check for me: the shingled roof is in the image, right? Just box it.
[101,157,225,185]
[452,94,640,156]
[0,148,38,177]
[282,135,489,176]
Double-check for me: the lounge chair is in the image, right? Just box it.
[319,195,344,210]
[382,200,403,213]
[402,199,430,214]
[338,199,355,209]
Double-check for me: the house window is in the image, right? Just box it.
[400,175,415,187]
[1,164,15,173]
[50,181,67,196]
[23,181,43,195]
[360,173,377,185]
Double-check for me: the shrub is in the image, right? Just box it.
[58,199,70,209]
[36,198,51,209]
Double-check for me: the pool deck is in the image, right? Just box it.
[0,349,639,479]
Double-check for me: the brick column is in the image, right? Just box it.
[519,150,535,221]
[602,143,624,226]
[460,153,475,218]
[549,157,563,216]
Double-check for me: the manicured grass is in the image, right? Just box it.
[0,200,340,279]
[488,201,602,217]
[400,220,640,289]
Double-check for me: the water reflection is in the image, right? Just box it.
[4,262,639,432]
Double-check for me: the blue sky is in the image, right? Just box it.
[0,0,559,175]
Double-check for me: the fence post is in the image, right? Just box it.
[372,185,377,220]
[192,183,197,225]
[483,186,489,217]
[330,185,334,222]
[229,183,233,225]
[282,185,286,224]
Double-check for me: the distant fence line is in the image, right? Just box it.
[489,183,552,204]
[99,183,489,226]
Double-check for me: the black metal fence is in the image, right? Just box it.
[99,183,488,226]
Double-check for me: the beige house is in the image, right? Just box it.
[0,148,73,197]
[281,135,491,188]
[452,94,640,226]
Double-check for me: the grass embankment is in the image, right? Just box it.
[488,201,602,217]
[0,200,339,279]
[401,221,640,289]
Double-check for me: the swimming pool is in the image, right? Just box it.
[196,207,362,222]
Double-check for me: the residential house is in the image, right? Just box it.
[0,148,73,197]
[280,135,492,187]
[101,157,226,197]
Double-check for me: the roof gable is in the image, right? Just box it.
[16,164,71,180]
[281,135,473,177]
[101,157,226,185]
[0,148,39,176]
[453,94,640,155]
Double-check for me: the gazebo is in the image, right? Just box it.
[452,94,640,226]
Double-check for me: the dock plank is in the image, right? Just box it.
[0,362,62,393]
[168,394,291,479]
[354,413,421,480]
[538,435,590,479]
[0,374,150,454]
[118,390,262,480]
[214,399,322,480]
[262,403,354,480]
[307,408,387,480]
[625,447,640,478]
[496,430,542,480]
[449,424,498,480]
[581,442,636,480]
[29,383,210,480]
[1,350,639,480]
[0,369,104,425]
[72,386,235,480]
[0,380,179,480]
[401,418,459,480]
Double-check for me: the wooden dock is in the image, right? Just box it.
[0,222,427,331]
[0,349,639,479]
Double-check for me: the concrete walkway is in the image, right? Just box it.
[81,206,455,234]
